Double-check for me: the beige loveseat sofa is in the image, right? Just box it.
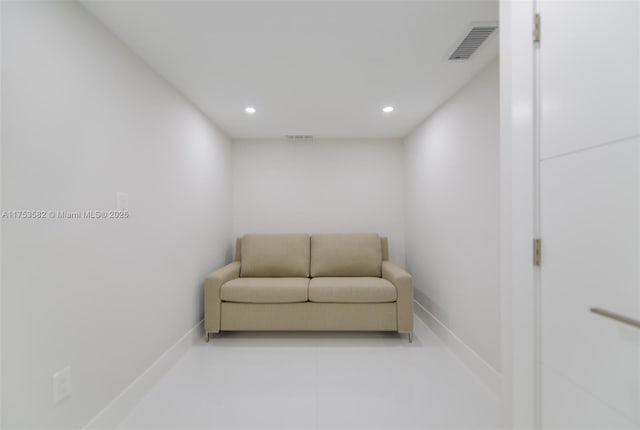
[204,233,414,342]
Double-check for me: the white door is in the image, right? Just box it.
[538,0,640,428]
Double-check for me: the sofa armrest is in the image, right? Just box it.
[382,261,414,333]
[204,261,241,333]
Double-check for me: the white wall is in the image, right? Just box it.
[232,139,405,266]
[404,60,500,371]
[1,2,232,428]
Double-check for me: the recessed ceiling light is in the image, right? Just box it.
[245,107,256,114]
[383,106,394,113]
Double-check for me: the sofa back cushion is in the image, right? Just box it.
[240,234,310,277]
[310,233,382,277]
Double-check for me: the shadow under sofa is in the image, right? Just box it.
[204,233,414,342]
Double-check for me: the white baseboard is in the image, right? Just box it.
[83,320,204,430]
[414,299,502,396]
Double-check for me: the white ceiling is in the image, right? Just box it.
[82,1,498,139]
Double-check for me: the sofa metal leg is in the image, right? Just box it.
[408,332,413,343]
[205,332,210,342]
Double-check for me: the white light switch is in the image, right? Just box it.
[52,366,72,405]
[117,192,128,211]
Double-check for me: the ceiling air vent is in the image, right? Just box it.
[448,25,497,61]
[285,135,314,142]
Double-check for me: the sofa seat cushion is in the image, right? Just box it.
[310,233,382,277]
[221,278,309,304]
[308,277,397,303]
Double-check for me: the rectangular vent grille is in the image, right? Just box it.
[449,26,497,60]
[285,135,314,141]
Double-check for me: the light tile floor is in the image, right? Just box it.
[117,317,502,429]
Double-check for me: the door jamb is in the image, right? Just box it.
[499,0,540,428]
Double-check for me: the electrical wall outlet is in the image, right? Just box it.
[52,366,72,405]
